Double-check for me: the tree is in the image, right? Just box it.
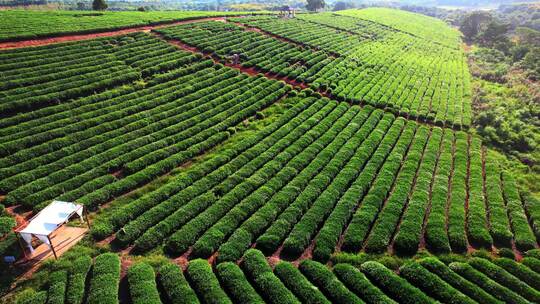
[477,20,510,47]
[460,11,492,42]
[92,0,107,11]
[306,0,325,12]
[333,1,352,11]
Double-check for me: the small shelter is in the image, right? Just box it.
[16,201,90,260]
[279,5,296,18]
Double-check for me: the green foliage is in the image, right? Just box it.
[159,263,199,304]
[360,261,436,304]
[65,256,92,304]
[333,263,396,304]
[127,263,161,304]
[0,216,16,236]
[87,253,121,304]
[274,261,330,304]
[186,259,232,304]
[92,0,108,11]
[242,249,300,304]
[419,257,503,304]
[299,260,362,304]
[216,262,264,304]
[399,262,475,304]
[46,271,68,304]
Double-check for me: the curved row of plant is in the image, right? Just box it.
[16,249,540,304]
[0,33,203,114]
[97,94,537,263]
[0,49,291,211]
[218,16,471,128]
[0,10,272,42]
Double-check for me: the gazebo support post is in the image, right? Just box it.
[84,208,91,229]
[15,233,27,259]
[47,235,57,260]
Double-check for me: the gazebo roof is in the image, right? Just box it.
[19,200,83,236]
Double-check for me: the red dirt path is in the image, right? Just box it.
[0,17,226,50]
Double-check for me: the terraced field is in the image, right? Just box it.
[1,7,539,304]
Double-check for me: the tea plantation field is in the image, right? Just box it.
[1,7,539,304]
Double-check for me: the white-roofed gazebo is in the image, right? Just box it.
[16,200,90,260]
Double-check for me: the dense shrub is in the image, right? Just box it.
[127,263,161,304]
[241,249,300,304]
[186,259,232,304]
[419,257,503,304]
[216,262,264,304]
[299,260,362,304]
[158,263,199,304]
[360,261,436,304]
[87,253,121,304]
[399,261,475,304]
[65,256,92,304]
[333,263,396,303]
[274,261,330,304]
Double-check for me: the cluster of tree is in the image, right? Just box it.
[460,11,539,81]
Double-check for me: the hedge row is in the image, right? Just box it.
[418,257,502,304]
[274,261,330,304]
[360,261,436,304]
[251,108,387,257]
[399,261,475,304]
[521,192,540,242]
[4,68,290,210]
[1,65,220,169]
[465,136,493,248]
[468,257,540,302]
[450,261,529,304]
[311,114,398,261]
[46,270,68,304]
[216,103,375,262]
[522,257,540,273]
[242,249,300,304]
[158,263,200,304]
[424,131,453,253]
[447,131,468,252]
[484,151,513,246]
[165,102,349,255]
[235,14,470,126]
[367,125,432,254]
[87,253,120,304]
[127,263,162,304]
[65,256,92,304]
[299,260,362,304]
[216,262,265,304]
[122,98,325,250]
[186,259,232,304]
[341,120,416,252]
[2,66,235,199]
[333,263,397,304]
[192,104,365,258]
[493,257,540,290]
[276,107,380,258]
[156,21,331,85]
[98,86,297,229]
[501,172,537,250]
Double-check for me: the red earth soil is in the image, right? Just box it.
[0,17,226,50]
